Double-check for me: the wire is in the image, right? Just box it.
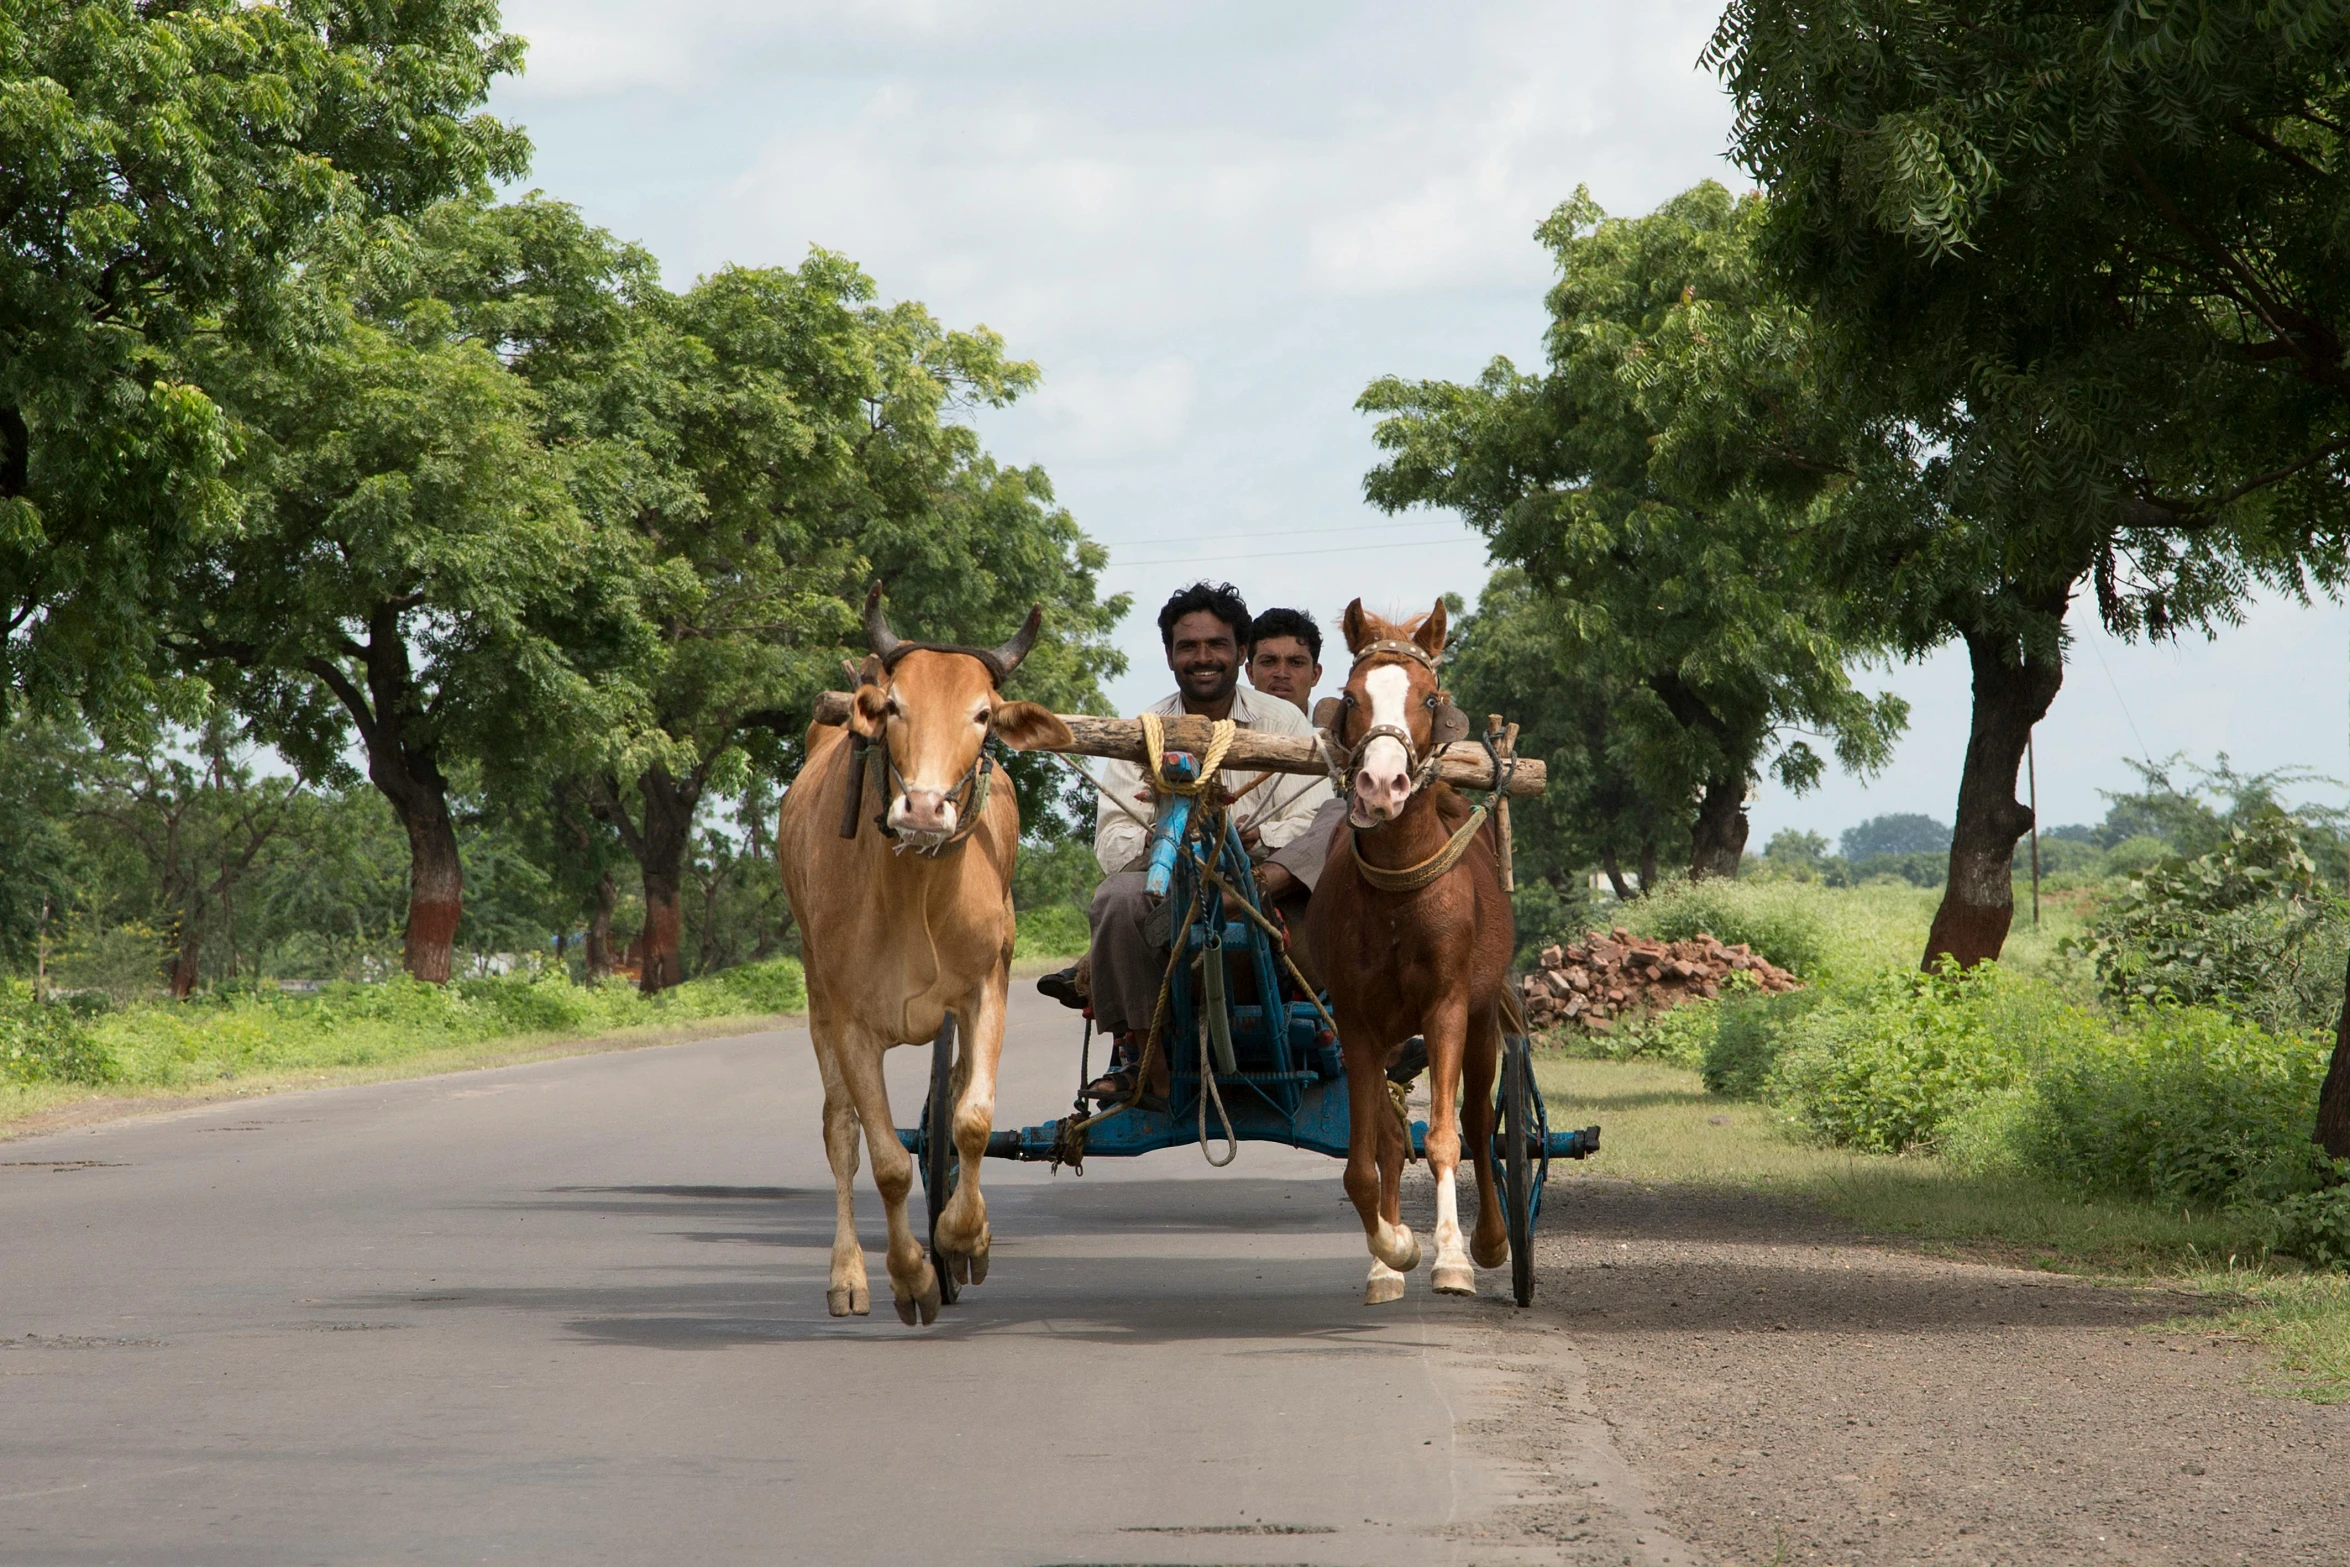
[1106,535,1479,569]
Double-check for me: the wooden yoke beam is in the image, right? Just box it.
[808,691,1546,797]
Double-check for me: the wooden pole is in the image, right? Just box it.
[807,692,1548,796]
[1487,713,1517,891]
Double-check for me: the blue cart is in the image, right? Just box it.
[898,754,1597,1308]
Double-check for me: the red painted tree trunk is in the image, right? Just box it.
[1688,776,1750,880]
[1923,628,2064,970]
[626,764,700,995]
[399,805,464,985]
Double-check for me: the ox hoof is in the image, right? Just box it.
[1432,1260,1477,1297]
[1364,1266,1407,1306]
[947,1246,989,1287]
[826,1283,871,1318]
[894,1265,943,1326]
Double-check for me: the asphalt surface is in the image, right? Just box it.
[1,985,1685,1567]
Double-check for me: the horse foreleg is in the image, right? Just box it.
[1342,1040,1419,1302]
[1366,1072,1413,1304]
[1463,1007,1508,1270]
[935,968,1005,1287]
[837,1031,939,1326]
[814,1033,871,1317]
[1422,1002,1476,1296]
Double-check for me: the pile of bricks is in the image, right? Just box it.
[1518,927,1801,1033]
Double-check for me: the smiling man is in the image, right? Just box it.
[1045,582,1331,1102]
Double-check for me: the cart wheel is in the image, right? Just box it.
[918,1016,960,1306]
[1498,1033,1536,1308]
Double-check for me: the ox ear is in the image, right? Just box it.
[850,683,889,739]
[1340,598,1372,655]
[1415,598,1449,659]
[989,699,1073,753]
[1311,695,1343,731]
[1432,694,1470,744]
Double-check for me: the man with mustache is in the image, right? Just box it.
[1040,582,1332,1104]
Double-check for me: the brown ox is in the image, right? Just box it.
[777,587,1071,1325]
[1307,599,1513,1304]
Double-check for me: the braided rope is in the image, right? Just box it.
[1139,711,1237,793]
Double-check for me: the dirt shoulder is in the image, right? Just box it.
[1516,1177,2348,1566]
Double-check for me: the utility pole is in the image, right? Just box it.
[2026,732,2042,929]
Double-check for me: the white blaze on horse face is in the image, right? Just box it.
[1351,663,1416,826]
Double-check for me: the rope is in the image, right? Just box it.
[1140,711,1237,793]
[1350,805,1490,893]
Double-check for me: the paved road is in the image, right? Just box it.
[2,987,1685,1567]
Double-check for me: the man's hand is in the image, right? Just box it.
[1239,823,1262,849]
[1256,862,1297,900]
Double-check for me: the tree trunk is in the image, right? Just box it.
[2313,953,2350,1162]
[398,804,464,984]
[583,871,618,983]
[1923,627,2064,969]
[169,917,201,1000]
[628,765,700,995]
[1689,777,1750,879]
[1638,838,1659,895]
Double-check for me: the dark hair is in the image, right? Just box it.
[1248,607,1321,663]
[1157,581,1251,651]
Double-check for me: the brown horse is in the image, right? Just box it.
[1306,599,1513,1303]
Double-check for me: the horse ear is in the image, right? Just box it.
[1432,696,1470,744]
[1415,598,1448,659]
[1311,695,1343,730]
[1341,598,1371,655]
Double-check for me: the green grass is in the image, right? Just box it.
[1015,904,1089,959]
[1,960,806,1135]
[2202,1274,2350,1403]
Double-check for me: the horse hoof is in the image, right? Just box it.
[826,1284,871,1318]
[1394,1228,1423,1273]
[1432,1261,1477,1297]
[1364,1270,1407,1306]
[1471,1236,1510,1271]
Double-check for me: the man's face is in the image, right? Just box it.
[1166,610,1242,707]
[1247,635,1322,712]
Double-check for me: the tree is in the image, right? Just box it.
[1361,184,1904,879]
[0,0,525,723]
[172,235,601,984]
[1841,814,1950,861]
[1710,0,2350,967]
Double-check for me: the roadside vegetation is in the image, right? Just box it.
[1532,769,2350,1399]
[0,958,806,1131]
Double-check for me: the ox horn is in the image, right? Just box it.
[987,604,1044,680]
[863,582,902,662]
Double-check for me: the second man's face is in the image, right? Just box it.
[1247,635,1321,712]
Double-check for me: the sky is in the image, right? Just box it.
[487,0,2350,845]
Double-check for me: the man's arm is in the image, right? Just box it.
[1093,756,1150,876]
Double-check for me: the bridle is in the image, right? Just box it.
[838,583,1039,855]
[1327,637,1453,801]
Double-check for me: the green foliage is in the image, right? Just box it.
[1511,875,1596,969]
[1759,829,1829,879]
[1013,834,1101,914]
[2018,1004,2331,1211]
[1014,905,1089,960]
[0,0,526,722]
[0,981,115,1084]
[1700,986,1820,1100]
[1619,877,1828,977]
[2082,817,2350,1034]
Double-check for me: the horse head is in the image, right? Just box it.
[1333,597,1454,828]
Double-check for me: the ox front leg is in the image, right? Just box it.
[934,971,1007,1287]
[1423,1002,1477,1297]
[814,1036,871,1316]
[1341,1038,1419,1304]
[837,1030,940,1325]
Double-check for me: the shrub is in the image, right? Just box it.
[1621,878,1828,977]
[686,958,808,1014]
[0,983,118,1084]
[1015,904,1089,958]
[455,973,592,1034]
[2017,1005,2330,1208]
[1700,985,1820,1099]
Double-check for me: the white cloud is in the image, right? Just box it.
[1028,358,1197,460]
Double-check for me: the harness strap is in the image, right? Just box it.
[1349,805,1490,893]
